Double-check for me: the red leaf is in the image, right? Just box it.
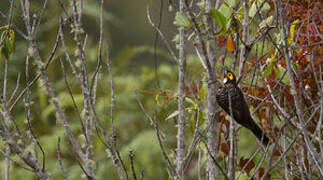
[217,35,226,47]
[221,142,229,155]
[238,157,255,175]
[273,148,281,156]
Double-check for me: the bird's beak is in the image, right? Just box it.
[223,77,228,84]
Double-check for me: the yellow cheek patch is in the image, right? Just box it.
[227,73,233,80]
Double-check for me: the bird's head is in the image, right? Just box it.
[222,68,236,85]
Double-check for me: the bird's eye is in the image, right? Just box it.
[227,72,233,80]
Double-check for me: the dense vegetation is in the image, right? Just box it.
[0,0,322,179]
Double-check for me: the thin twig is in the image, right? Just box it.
[129,150,138,180]
[57,138,68,180]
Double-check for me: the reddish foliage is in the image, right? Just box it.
[220,142,229,155]
[272,148,281,157]
[217,155,223,162]
[238,157,255,175]
[254,167,271,180]
[185,85,199,94]
[295,143,300,150]
[217,35,226,47]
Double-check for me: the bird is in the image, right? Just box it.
[216,68,270,146]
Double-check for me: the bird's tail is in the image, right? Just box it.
[249,119,270,146]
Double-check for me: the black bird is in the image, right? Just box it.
[216,69,270,146]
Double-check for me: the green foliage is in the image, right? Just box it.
[219,3,231,19]
[249,0,271,17]
[258,16,274,31]
[0,26,15,60]
[121,130,167,179]
[211,9,227,32]
[2,0,321,179]
[174,12,192,29]
[262,64,273,78]
[224,0,237,8]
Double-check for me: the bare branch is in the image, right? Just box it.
[129,150,138,180]
[57,138,68,180]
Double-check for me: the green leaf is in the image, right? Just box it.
[224,0,236,7]
[211,8,227,30]
[165,110,179,120]
[199,84,206,100]
[249,2,257,17]
[196,0,205,8]
[263,64,273,78]
[265,53,277,65]
[185,97,196,106]
[262,2,271,12]
[187,32,195,40]
[0,29,15,60]
[259,16,273,30]
[219,3,231,18]
[174,12,192,28]
[288,19,299,44]
[274,65,290,84]
[1,41,10,60]
[8,30,15,53]
[249,1,271,17]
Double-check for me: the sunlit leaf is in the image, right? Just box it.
[262,2,271,11]
[165,110,179,120]
[265,53,277,65]
[219,3,231,18]
[174,12,192,28]
[224,0,236,7]
[196,0,205,8]
[288,19,299,44]
[259,16,273,30]
[0,25,10,31]
[199,84,207,100]
[249,2,257,17]
[188,32,195,41]
[249,1,271,17]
